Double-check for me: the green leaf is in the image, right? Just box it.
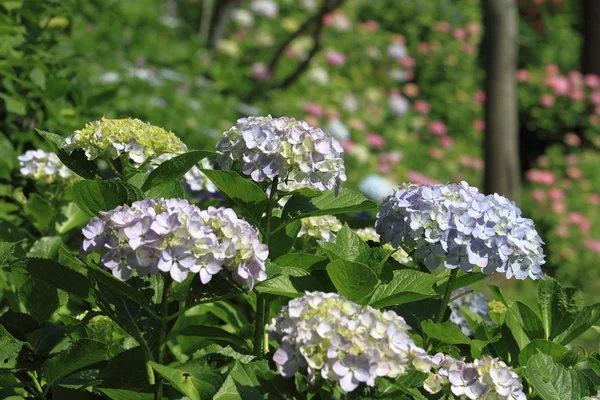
[0,94,25,115]
[437,272,487,295]
[56,203,90,234]
[267,219,301,259]
[326,259,377,303]
[13,258,91,300]
[27,237,62,259]
[421,320,471,345]
[255,275,303,298]
[71,179,144,217]
[281,188,376,223]
[273,252,327,271]
[36,129,100,180]
[368,270,438,308]
[144,180,185,199]
[0,242,16,266]
[42,339,108,386]
[525,353,594,400]
[228,361,267,400]
[177,325,249,351]
[141,150,215,191]
[511,301,545,341]
[519,339,576,367]
[150,359,222,400]
[319,224,369,262]
[97,389,153,400]
[552,303,600,346]
[100,347,153,392]
[25,193,54,233]
[201,169,268,224]
[18,278,59,323]
[30,68,46,90]
[0,325,30,375]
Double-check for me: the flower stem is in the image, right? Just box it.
[254,176,279,358]
[436,268,459,323]
[155,274,173,400]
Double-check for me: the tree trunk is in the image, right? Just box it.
[482,0,520,201]
[583,0,600,75]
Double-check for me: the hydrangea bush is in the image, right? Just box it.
[2,117,600,399]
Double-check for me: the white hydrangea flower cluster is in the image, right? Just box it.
[375,182,545,280]
[298,216,342,242]
[62,118,187,166]
[150,154,217,193]
[450,288,494,336]
[81,199,267,288]
[216,116,347,192]
[419,354,526,399]
[267,291,428,393]
[354,227,412,264]
[18,149,74,183]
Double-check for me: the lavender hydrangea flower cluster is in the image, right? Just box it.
[375,182,545,280]
[267,291,428,393]
[18,150,74,183]
[298,216,342,242]
[420,354,526,399]
[449,288,493,336]
[216,116,346,192]
[81,199,267,288]
[150,154,217,193]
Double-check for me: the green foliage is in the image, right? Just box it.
[71,179,144,217]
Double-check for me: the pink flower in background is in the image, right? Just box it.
[366,133,385,149]
[517,69,529,82]
[564,133,581,147]
[579,218,592,235]
[568,70,584,85]
[305,116,320,128]
[459,155,472,167]
[526,169,556,185]
[589,193,600,205]
[551,202,566,214]
[540,94,556,107]
[530,189,546,203]
[465,22,481,37]
[429,148,444,160]
[556,226,569,238]
[569,88,585,101]
[340,139,356,152]
[590,115,600,126]
[400,56,415,68]
[567,212,585,225]
[418,42,431,54]
[429,120,447,136]
[348,118,366,130]
[585,239,600,254]
[463,43,476,54]
[473,119,485,132]
[439,135,454,148]
[403,83,419,97]
[585,74,600,88]
[362,20,379,32]
[414,100,431,114]
[435,21,450,33]
[452,28,466,40]
[567,167,583,180]
[590,91,600,105]
[546,76,570,95]
[252,63,271,80]
[406,170,438,185]
[472,158,484,170]
[537,155,550,167]
[546,64,560,76]
[303,102,324,118]
[378,151,402,173]
[326,51,347,65]
[548,187,565,201]
[474,90,486,103]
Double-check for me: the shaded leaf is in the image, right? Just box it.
[368,270,437,308]
[71,179,144,217]
[141,151,215,190]
[525,353,594,400]
[42,339,108,386]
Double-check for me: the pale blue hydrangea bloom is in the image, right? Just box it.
[420,354,526,399]
[450,288,493,336]
[267,291,429,393]
[81,199,267,288]
[18,150,74,183]
[375,182,545,280]
[216,116,346,193]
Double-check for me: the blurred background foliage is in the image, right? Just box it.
[2,0,600,346]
